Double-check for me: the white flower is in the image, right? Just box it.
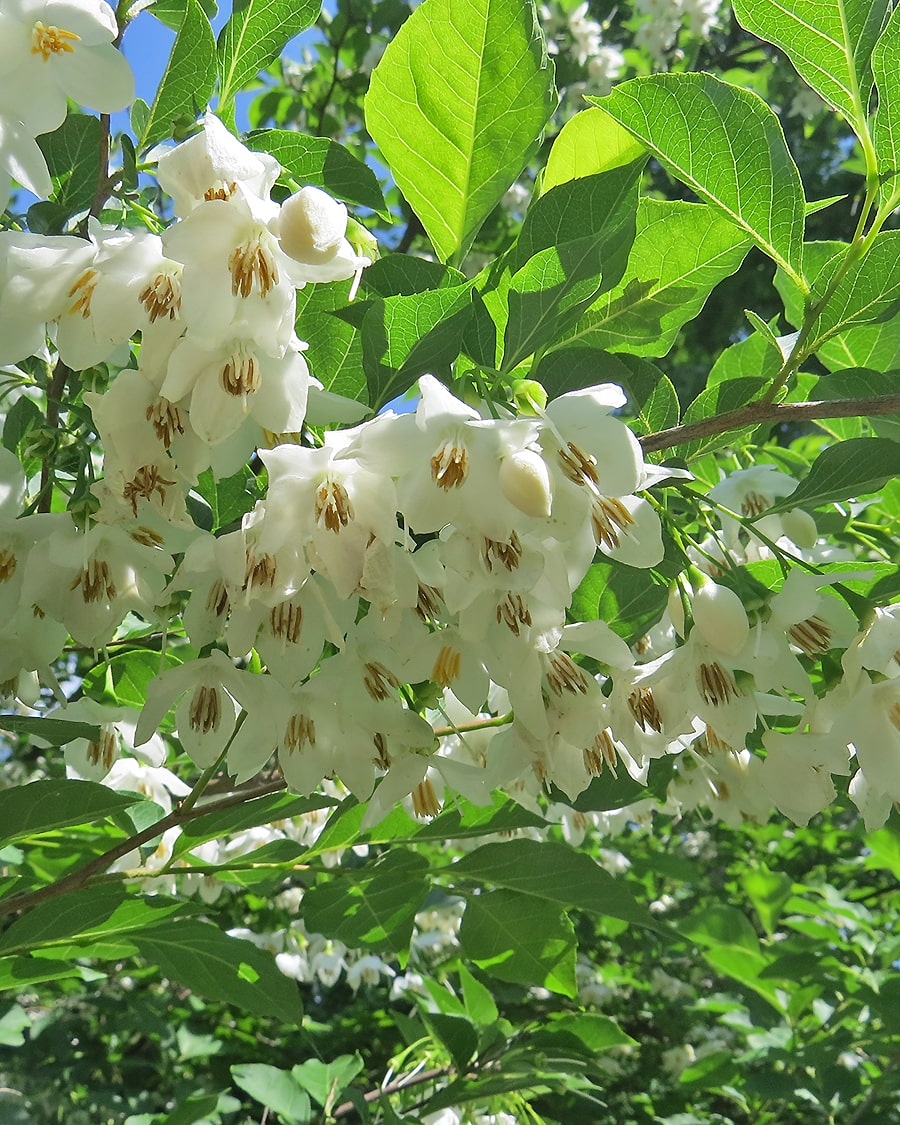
[0,0,133,136]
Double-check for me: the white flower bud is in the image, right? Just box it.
[667,582,686,637]
[691,578,749,656]
[278,186,348,265]
[498,448,552,518]
[781,507,818,549]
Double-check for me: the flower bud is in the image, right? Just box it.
[781,507,818,549]
[499,449,552,518]
[691,578,749,656]
[278,186,348,265]
[512,378,548,415]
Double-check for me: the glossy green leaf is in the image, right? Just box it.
[82,649,187,710]
[732,0,889,134]
[246,129,387,216]
[593,73,806,285]
[872,5,900,211]
[132,920,303,1023]
[543,106,645,191]
[36,113,100,213]
[231,1064,311,1125]
[295,279,369,405]
[195,465,262,531]
[0,714,101,746]
[365,0,556,262]
[362,283,474,409]
[768,436,900,512]
[140,0,217,149]
[616,354,680,436]
[0,780,141,847]
[301,849,429,952]
[707,329,782,387]
[530,347,634,400]
[217,0,321,108]
[459,888,577,996]
[562,200,751,357]
[450,839,654,926]
[570,560,669,646]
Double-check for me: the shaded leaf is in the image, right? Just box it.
[231,1064,311,1124]
[543,105,645,191]
[37,113,100,213]
[570,560,669,645]
[0,714,101,746]
[140,0,217,149]
[768,437,900,512]
[0,780,141,847]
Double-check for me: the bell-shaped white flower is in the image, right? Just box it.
[691,577,749,657]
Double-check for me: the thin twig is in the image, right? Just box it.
[331,1066,450,1119]
[640,394,900,454]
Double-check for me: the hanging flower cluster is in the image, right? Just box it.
[0,53,897,842]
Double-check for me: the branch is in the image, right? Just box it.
[640,394,900,455]
[37,359,71,513]
[331,1066,450,1119]
[0,776,287,921]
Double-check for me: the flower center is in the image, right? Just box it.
[284,712,315,752]
[558,441,599,487]
[495,593,532,636]
[221,349,260,397]
[483,531,522,573]
[740,490,770,517]
[430,440,468,489]
[787,614,832,656]
[315,480,353,532]
[206,578,229,618]
[67,269,98,318]
[146,397,185,449]
[411,777,441,818]
[122,464,176,515]
[139,270,182,322]
[70,558,116,603]
[627,686,662,732]
[204,182,237,203]
[415,583,443,623]
[431,645,460,688]
[87,724,117,771]
[228,235,280,298]
[270,601,302,643]
[189,684,222,734]
[546,651,588,696]
[243,551,277,592]
[31,21,80,60]
[363,661,400,702]
[696,662,740,707]
[0,548,17,582]
[591,495,635,550]
[584,729,618,777]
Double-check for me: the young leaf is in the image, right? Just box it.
[543,105,645,191]
[140,0,217,150]
[458,888,577,996]
[561,199,752,357]
[872,5,900,211]
[365,0,556,262]
[217,0,322,109]
[246,129,388,217]
[732,0,890,138]
[592,73,806,286]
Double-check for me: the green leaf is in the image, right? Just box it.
[559,755,676,813]
[0,888,187,956]
[562,200,752,357]
[0,780,141,847]
[291,1055,364,1110]
[681,905,760,952]
[162,1094,224,1125]
[675,376,770,461]
[459,888,577,996]
[743,866,793,938]
[732,0,889,136]
[0,956,80,990]
[803,233,900,358]
[246,129,387,217]
[363,255,466,298]
[150,0,217,33]
[502,236,605,370]
[231,1064,311,1125]
[195,465,262,531]
[365,0,556,262]
[531,347,635,400]
[872,6,900,211]
[593,73,806,284]
[768,437,900,512]
[362,283,474,409]
[296,279,369,405]
[616,354,680,436]
[707,328,782,387]
[141,0,217,149]
[82,649,187,710]
[812,367,900,443]
[175,792,334,856]
[422,1012,478,1070]
[459,964,499,1026]
[217,0,321,107]
[132,920,303,1023]
[0,714,101,746]
[450,839,654,927]
[301,849,429,952]
[570,561,669,646]
[542,1013,637,1051]
[543,106,645,191]
[36,113,100,213]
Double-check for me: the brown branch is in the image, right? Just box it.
[0,776,287,921]
[331,1066,450,1119]
[89,113,112,220]
[640,394,900,455]
[37,358,72,513]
